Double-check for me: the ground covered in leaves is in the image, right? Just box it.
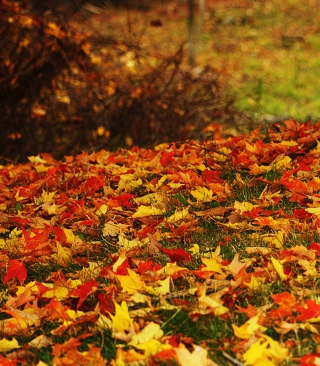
[1,120,320,365]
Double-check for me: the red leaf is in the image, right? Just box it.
[202,169,223,183]
[136,260,162,274]
[269,292,296,319]
[117,193,135,208]
[4,260,27,285]
[84,175,105,195]
[300,354,320,366]
[309,242,320,256]
[51,226,67,243]
[160,152,175,167]
[96,292,115,315]
[70,279,99,310]
[159,247,192,263]
[295,300,320,321]
[115,257,129,276]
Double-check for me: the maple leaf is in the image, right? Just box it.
[243,335,290,365]
[70,278,99,310]
[175,345,210,366]
[295,299,320,322]
[300,354,320,366]
[129,322,163,345]
[132,205,164,218]
[232,314,266,339]
[159,247,192,263]
[0,338,20,353]
[270,256,287,280]
[4,260,27,285]
[269,292,296,319]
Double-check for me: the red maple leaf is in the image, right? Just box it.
[269,292,296,319]
[300,353,320,366]
[70,278,99,310]
[295,300,320,321]
[4,260,27,285]
[309,242,320,256]
[159,247,192,263]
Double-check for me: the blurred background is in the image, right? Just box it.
[1,0,319,162]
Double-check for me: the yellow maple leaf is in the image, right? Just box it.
[305,207,320,217]
[175,345,209,366]
[156,262,188,277]
[249,163,272,175]
[166,207,190,223]
[117,268,153,295]
[243,335,290,365]
[246,274,266,290]
[270,256,287,280]
[200,257,223,274]
[190,186,213,202]
[234,201,258,214]
[42,285,69,301]
[232,314,266,339]
[0,338,20,352]
[51,242,72,267]
[130,322,163,346]
[273,155,291,171]
[132,205,164,219]
[153,277,171,296]
[110,301,134,333]
[260,231,284,249]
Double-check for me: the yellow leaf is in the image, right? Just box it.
[29,334,53,349]
[42,285,69,301]
[298,259,318,277]
[28,155,47,164]
[243,335,290,365]
[260,231,284,248]
[273,155,291,171]
[118,231,142,249]
[63,228,75,244]
[199,294,229,316]
[41,202,66,215]
[153,277,171,296]
[232,315,266,339]
[96,203,108,215]
[110,301,134,333]
[167,182,185,189]
[166,207,190,223]
[52,242,72,267]
[234,201,258,214]
[41,190,56,203]
[247,275,266,290]
[0,338,20,352]
[134,193,164,205]
[305,207,320,217]
[190,186,213,202]
[271,256,287,280]
[249,163,272,175]
[280,140,297,146]
[130,322,163,345]
[200,257,223,274]
[175,345,209,366]
[188,243,200,254]
[134,339,169,358]
[117,268,152,295]
[97,313,112,330]
[156,262,188,277]
[132,205,164,219]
